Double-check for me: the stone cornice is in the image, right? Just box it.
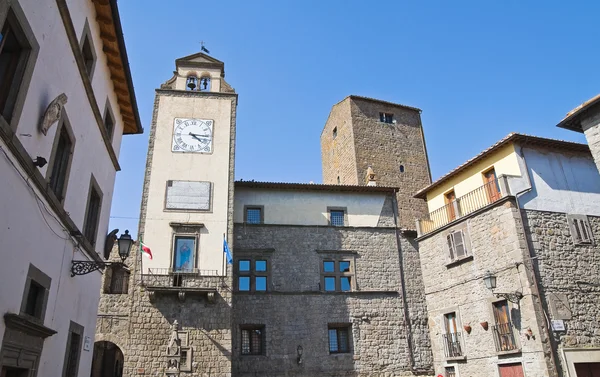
[4,313,57,338]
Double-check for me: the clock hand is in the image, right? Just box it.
[189,132,210,138]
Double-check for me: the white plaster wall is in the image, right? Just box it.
[233,188,387,226]
[0,139,100,377]
[509,146,600,216]
[142,94,233,275]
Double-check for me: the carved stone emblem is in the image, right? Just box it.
[39,93,68,136]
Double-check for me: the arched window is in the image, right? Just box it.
[186,76,197,91]
[199,76,211,91]
[337,176,340,184]
[399,165,405,173]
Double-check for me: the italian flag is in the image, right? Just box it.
[140,242,153,260]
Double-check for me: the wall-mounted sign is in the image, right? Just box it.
[83,336,92,351]
[551,319,565,331]
[165,181,211,210]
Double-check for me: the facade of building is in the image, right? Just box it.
[415,133,600,377]
[0,0,142,376]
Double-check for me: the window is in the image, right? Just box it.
[0,9,32,122]
[104,265,130,294]
[328,208,346,226]
[492,300,518,352]
[443,312,462,358]
[173,236,196,272]
[447,230,466,261]
[568,214,593,245]
[20,264,51,322]
[483,167,501,203]
[337,176,340,184]
[379,112,393,123]
[103,101,115,141]
[62,321,83,377]
[83,178,102,246]
[48,122,74,202]
[445,366,456,377]
[236,257,269,292]
[244,206,263,224]
[328,325,351,353]
[80,33,95,78]
[322,259,354,292]
[399,164,405,173]
[241,325,264,355]
[332,127,337,139]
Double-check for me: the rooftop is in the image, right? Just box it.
[557,93,600,132]
[235,180,398,193]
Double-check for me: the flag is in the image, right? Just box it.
[223,238,232,265]
[140,242,153,260]
[201,45,210,54]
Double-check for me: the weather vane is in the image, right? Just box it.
[200,41,210,54]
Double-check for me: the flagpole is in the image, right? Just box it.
[139,235,144,285]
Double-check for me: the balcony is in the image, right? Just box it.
[492,322,519,353]
[416,176,510,236]
[142,268,220,303]
[442,332,464,359]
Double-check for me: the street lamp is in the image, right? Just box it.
[482,270,523,303]
[71,230,134,277]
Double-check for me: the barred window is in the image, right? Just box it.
[241,326,264,355]
[328,208,346,226]
[328,325,351,353]
[245,206,263,224]
[445,366,456,377]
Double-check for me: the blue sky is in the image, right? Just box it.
[109,0,599,237]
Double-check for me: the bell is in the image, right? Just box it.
[202,78,208,90]
[187,77,197,90]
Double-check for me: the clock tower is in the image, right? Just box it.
[133,52,236,375]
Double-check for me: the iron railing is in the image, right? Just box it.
[442,332,463,358]
[142,268,219,288]
[492,322,519,352]
[418,177,507,236]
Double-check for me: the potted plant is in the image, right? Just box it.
[480,321,489,330]
[463,324,472,334]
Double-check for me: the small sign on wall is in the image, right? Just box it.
[83,336,92,351]
[551,319,566,331]
[165,181,211,210]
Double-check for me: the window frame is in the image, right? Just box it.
[103,265,130,294]
[379,112,394,124]
[327,324,352,354]
[321,257,355,292]
[102,98,116,142]
[244,205,264,224]
[240,325,265,356]
[332,126,337,139]
[0,3,39,129]
[82,175,103,247]
[19,264,51,323]
[46,111,75,203]
[171,234,198,273]
[78,19,96,81]
[235,256,270,292]
[445,366,456,377]
[446,230,468,262]
[327,206,347,227]
[62,321,84,377]
[567,214,593,245]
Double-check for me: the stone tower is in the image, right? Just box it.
[93,52,237,377]
[321,95,432,229]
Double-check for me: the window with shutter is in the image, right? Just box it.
[568,214,593,245]
[447,234,455,260]
[447,230,468,261]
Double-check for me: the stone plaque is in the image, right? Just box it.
[166,181,211,210]
[551,319,565,331]
[549,293,572,320]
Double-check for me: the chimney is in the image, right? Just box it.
[365,165,377,186]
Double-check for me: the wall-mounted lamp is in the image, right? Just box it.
[296,345,303,364]
[483,271,523,303]
[71,230,134,276]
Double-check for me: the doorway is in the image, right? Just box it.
[91,341,124,377]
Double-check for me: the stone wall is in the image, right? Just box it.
[321,99,358,185]
[582,113,600,174]
[417,199,552,377]
[522,209,600,375]
[232,221,433,377]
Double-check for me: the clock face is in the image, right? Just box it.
[172,118,213,153]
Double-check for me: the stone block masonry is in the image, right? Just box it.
[232,223,433,377]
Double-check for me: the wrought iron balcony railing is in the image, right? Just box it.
[492,322,519,352]
[417,176,510,236]
[141,268,221,303]
[442,332,463,358]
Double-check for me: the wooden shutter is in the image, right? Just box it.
[580,219,590,242]
[453,231,466,258]
[493,301,510,325]
[446,234,455,260]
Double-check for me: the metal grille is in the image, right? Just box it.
[442,333,463,357]
[246,208,262,224]
[328,326,350,353]
[330,210,345,226]
[108,267,129,294]
[493,322,518,352]
[241,327,263,355]
[445,366,456,377]
[65,332,81,377]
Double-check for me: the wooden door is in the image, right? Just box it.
[499,363,524,377]
[493,301,516,351]
[445,190,457,221]
[483,168,501,202]
[575,363,600,377]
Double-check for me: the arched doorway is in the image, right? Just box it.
[90,341,123,377]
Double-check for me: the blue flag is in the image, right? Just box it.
[223,238,233,265]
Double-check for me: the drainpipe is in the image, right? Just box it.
[514,145,560,377]
[391,190,427,374]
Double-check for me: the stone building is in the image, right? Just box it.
[0,0,142,376]
[414,133,600,377]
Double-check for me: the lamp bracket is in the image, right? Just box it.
[494,291,523,303]
[71,260,126,277]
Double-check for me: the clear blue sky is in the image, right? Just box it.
[109,0,598,237]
